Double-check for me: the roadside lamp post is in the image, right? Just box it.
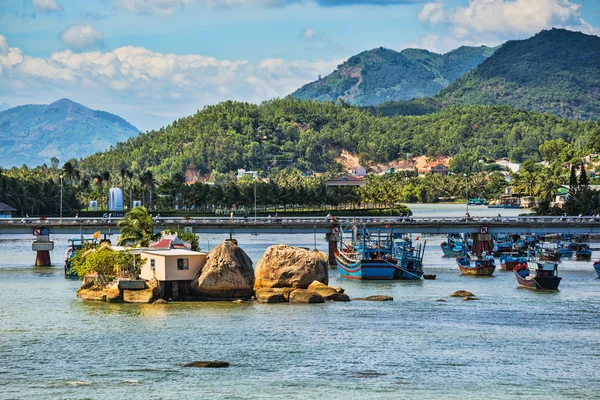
[464,173,469,216]
[60,174,64,223]
[254,178,257,221]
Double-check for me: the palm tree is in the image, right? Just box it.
[117,207,156,247]
[140,170,155,211]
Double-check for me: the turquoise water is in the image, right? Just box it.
[1,207,600,399]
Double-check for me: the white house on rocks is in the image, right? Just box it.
[140,249,207,300]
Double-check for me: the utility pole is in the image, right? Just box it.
[60,174,64,223]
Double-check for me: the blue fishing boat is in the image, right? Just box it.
[456,247,496,276]
[335,228,399,280]
[575,243,592,261]
[593,260,600,278]
[499,253,528,271]
[557,245,573,259]
[64,238,86,278]
[441,233,463,257]
[514,262,561,290]
[493,241,514,257]
[393,238,425,280]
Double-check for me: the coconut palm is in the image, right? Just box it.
[117,207,157,247]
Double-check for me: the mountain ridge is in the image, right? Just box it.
[0,98,139,167]
[291,45,495,105]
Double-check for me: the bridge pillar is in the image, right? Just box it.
[471,232,493,256]
[32,228,54,266]
[326,225,341,266]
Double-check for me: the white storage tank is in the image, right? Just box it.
[89,200,98,211]
[108,187,124,211]
[133,200,142,208]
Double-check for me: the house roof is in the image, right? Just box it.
[141,249,207,257]
[0,202,17,212]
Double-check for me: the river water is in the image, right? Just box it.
[1,205,599,399]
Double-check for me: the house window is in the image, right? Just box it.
[150,259,155,270]
[177,258,189,270]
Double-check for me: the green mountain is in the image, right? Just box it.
[0,99,139,167]
[437,29,600,120]
[76,98,600,180]
[291,45,495,105]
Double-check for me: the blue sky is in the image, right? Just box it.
[0,0,599,130]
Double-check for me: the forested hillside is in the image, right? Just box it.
[437,29,600,120]
[76,98,600,179]
[291,46,494,105]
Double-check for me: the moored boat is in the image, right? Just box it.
[393,238,425,280]
[335,227,398,280]
[575,244,592,261]
[537,246,560,262]
[514,262,561,290]
[593,260,600,278]
[499,253,528,271]
[441,234,463,257]
[456,248,496,276]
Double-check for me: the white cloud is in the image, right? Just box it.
[301,27,330,42]
[0,35,8,53]
[112,0,290,15]
[0,36,340,130]
[33,0,63,11]
[60,24,105,51]
[418,2,444,24]
[410,0,598,53]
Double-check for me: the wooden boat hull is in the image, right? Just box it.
[539,254,560,262]
[500,260,521,271]
[335,253,396,280]
[514,266,561,290]
[441,243,462,257]
[457,257,496,276]
[393,259,423,280]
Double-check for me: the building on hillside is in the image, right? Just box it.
[553,185,600,207]
[348,166,366,177]
[0,202,17,219]
[150,234,191,250]
[325,174,366,187]
[139,249,207,299]
[237,169,258,180]
[418,162,449,176]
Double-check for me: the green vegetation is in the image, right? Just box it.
[117,207,158,247]
[69,245,145,280]
[74,99,599,180]
[438,29,600,120]
[292,46,494,105]
[0,98,139,168]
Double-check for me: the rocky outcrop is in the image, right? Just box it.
[191,241,254,300]
[183,361,230,368]
[254,245,328,289]
[354,295,394,301]
[77,276,158,303]
[289,289,325,304]
[255,288,287,303]
[451,290,475,298]
[307,281,349,301]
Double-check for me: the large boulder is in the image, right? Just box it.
[289,289,325,304]
[191,241,254,300]
[255,288,288,303]
[254,245,328,289]
[307,281,349,301]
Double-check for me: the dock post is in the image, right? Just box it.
[326,225,341,266]
[32,228,54,266]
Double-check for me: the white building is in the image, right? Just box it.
[140,249,207,282]
[236,169,258,180]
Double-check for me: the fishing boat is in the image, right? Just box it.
[575,243,592,261]
[393,238,425,280]
[64,238,89,278]
[440,233,464,257]
[514,262,561,290]
[493,241,514,257]
[335,227,399,280]
[499,253,528,271]
[557,245,574,259]
[593,260,600,278]
[456,247,496,276]
[537,245,560,262]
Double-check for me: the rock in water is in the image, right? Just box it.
[255,288,291,303]
[254,245,328,289]
[289,289,325,304]
[451,290,475,298]
[354,295,394,301]
[307,281,349,301]
[191,241,254,300]
[183,361,230,368]
[463,296,479,301]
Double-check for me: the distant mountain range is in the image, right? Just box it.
[0,99,139,168]
[291,45,495,106]
[294,29,600,121]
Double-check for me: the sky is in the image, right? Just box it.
[0,0,599,130]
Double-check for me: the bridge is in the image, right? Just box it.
[2,216,600,235]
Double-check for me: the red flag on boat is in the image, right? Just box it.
[415,236,420,240]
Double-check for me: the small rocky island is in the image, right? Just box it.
[77,241,349,304]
